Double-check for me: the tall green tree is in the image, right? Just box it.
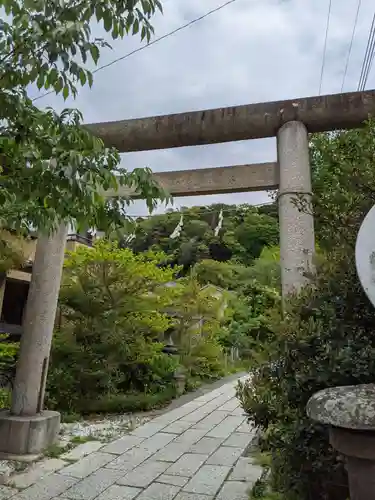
[128,204,279,272]
[238,122,375,500]
[0,0,167,234]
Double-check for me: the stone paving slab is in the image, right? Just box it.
[205,446,244,467]
[136,482,180,500]
[100,435,145,455]
[189,437,223,455]
[140,432,176,453]
[0,486,17,500]
[223,432,253,448]
[229,457,262,483]
[206,416,246,439]
[12,473,78,500]
[10,458,67,489]
[183,465,231,496]
[162,420,195,435]
[216,481,251,500]
[175,494,214,500]
[59,452,114,479]
[104,447,153,471]
[6,375,263,500]
[61,442,104,461]
[130,422,167,438]
[95,484,141,500]
[60,468,123,500]
[151,442,190,462]
[173,429,207,445]
[165,454,207,477]
[157,475,189,487]
[116,461,169,488]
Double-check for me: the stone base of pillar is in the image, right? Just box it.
[0,409,60,456]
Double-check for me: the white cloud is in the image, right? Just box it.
[36,0,375,215]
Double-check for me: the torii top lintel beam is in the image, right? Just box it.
[85,90,375,153]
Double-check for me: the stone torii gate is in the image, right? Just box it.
[0,90,374,456]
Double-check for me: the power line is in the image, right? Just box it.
[33,0,239,103]
[358,11,375,91]
[319,0,332,95]
[341,0,361,92]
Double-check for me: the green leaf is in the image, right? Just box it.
[103,12,112,32]
[62,85,69,100]
[132,18,139,35]
[36,72,45,89]
[89,45,100,64]
[87,71,93,87]
[78,69,87,86]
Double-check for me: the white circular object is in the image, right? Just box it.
[356,204,375,308]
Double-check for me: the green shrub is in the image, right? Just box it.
[182,338,226,381]
[80,385,178,414]
[237,252,375,500]
[0,388,10,408]
[0,335,18,401]
[47,242,180,414]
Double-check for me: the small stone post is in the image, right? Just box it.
[277,121,315,296]
[0,223,67,456]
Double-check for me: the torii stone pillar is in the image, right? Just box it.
[277,121,315,296]
[0,223,67,456]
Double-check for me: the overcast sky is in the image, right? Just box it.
[35,0,374,216]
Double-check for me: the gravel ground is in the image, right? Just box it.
[59,412,153,443]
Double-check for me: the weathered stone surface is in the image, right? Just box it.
[183,465,230,496]
[0,461,16,485]
[181,411,210,424]
[189,437,222,455]
[101,435,144,455]
[173,429,207,445]
[0,410,61,456]
[175,494,214,500]
[60,468,123,500]
[10,458,67,489]
[0,485,18,499]
[306,384,375,430]
[206,446,243,466]
[59,452,114,479]
[140,433,176,453]
[231,407,246,416]
[192,412,227,430]
[12,473,77,500]
[152,443,189,462]
[131,423,166,438]
[229,457,262,483]
[224,432,251,448]
[117,461,169,488]
[105,447,152,470]
[157,475,189,487]
[165,454,206,477]
[95,484,141,500]
[162,420,193,435]
[61,441,103,461]
[136,482,180,500]
[216,481,251,500]
[218,400,239,412]
[235,422,254,434]
[206,417,245,439]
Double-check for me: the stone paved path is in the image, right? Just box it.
[1,375,262,500]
